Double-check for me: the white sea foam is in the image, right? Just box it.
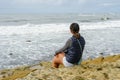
[0,23,68,35]
[0,20,120,69]
[0,20,120,36]
[81,20,120,30]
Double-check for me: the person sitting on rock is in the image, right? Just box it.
[52,23,85,68]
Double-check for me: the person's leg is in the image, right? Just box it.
[52,52,65,68]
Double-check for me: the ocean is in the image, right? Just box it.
[0,13,120,69]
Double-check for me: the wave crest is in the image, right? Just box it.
[0,20,120,35]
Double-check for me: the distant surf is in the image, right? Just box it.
[0,20,120,35]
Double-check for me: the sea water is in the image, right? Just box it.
[0,13,120,69]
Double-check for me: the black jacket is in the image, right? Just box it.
[55,34,85,64]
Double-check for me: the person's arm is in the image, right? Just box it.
[54,38,72,56]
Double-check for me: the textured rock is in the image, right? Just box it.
[0,54,120,80]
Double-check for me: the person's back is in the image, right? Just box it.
[52,23,85,68]
[66,35,85,64]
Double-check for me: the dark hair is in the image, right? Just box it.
[70,23,79,33]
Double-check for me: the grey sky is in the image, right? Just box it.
[0,0,120,14]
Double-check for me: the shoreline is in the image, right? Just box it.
[0,54,120,80]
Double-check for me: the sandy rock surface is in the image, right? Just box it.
[0,54,120,80]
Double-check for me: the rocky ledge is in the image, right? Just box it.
[0,54,120,80]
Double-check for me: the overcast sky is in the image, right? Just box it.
[0,0,120,14]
